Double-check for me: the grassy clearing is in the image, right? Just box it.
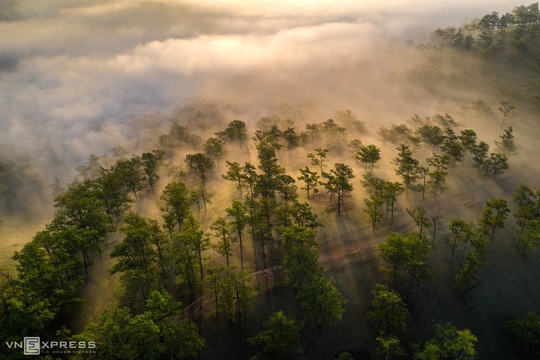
[0,215,50,274]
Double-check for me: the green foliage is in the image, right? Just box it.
[15,230,84,305]
[217,120,248,147]
[141,150,165,194]
[242,162,258,197]
[276,174,298,205]
[513,184,540,254]
[379,124,412,145]
[393,144,420,188]
[160,181,192,234]
[253,126,283,150]
[378,232,433,294]
[382,181,405,222]
[185,153,215,184]
[287,201,323,230]
[513,184,536,206]
[426,153,451,193]
[363,195,384,230]
[297,166,320,199]
[407,206,433,240]
[362,173,404,223]
[440,131,464,166]
[306,123,323,146]
[249,311,303,360]
[455,251,484,292]
[111,212,166,299]
[0,172,125,354]
[478,198,510,236]
[470,141,489,171]
[322,119,346,151]
[223,161,244,195]
[355,144,381,171]
[376,335,405,359]
[75,290,204,360]
[445,218,475,258]
[281,224,321,286]
[113,213,158,272]
[415,322,477,360]
[458,129,477,159]
[210,217,236,266]
[307,148,329,175]
[416,125,445,149]
[255,140,287,200]
[281,224,345,330]
[452,225,488,293]
[282,127,300,153]
[52,179,113,276]
[335,352,355,360]
[161,320,205,360]
[483,152,509,179]
[78,307,162,359]
[8,6,540,359]
[0,271,59,348]
[207,264,255,322]
[54,179,112,237]
[203,137,227,163]
[159,122,200,150]
[322,163,355,214]
[368,284,409,337]
[379,232,409,283]
[115,156,147,200]
[516,217,540,254]
[429,4,540,60]
[144,289,181,321]
[96,166,133,222]
[173,214,209,292]
[495,126,517,155]
[226,200,249,268]
[297,275,346,328]
[505,311,540,353]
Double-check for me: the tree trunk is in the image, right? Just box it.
[198,248,204,280]
[214,280,219,323]
[238,231,244,269]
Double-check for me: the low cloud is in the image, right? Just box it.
[0,0,527,185]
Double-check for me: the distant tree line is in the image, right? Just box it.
[420,3,540,57]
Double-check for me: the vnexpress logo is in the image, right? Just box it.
[6,337,96,355]
[24,337,40,355]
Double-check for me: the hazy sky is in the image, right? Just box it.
[0,0,525,176]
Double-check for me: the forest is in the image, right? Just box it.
[1,2,540,360]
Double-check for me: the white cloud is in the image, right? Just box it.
[0,0,531,178]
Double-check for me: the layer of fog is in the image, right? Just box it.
[0,0,527,215]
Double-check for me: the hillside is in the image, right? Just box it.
[1,2,540,360]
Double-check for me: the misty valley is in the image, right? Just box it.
[1,2,540,360]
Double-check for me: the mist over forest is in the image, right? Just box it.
[1,1,540,359]
[0,0,524,213]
